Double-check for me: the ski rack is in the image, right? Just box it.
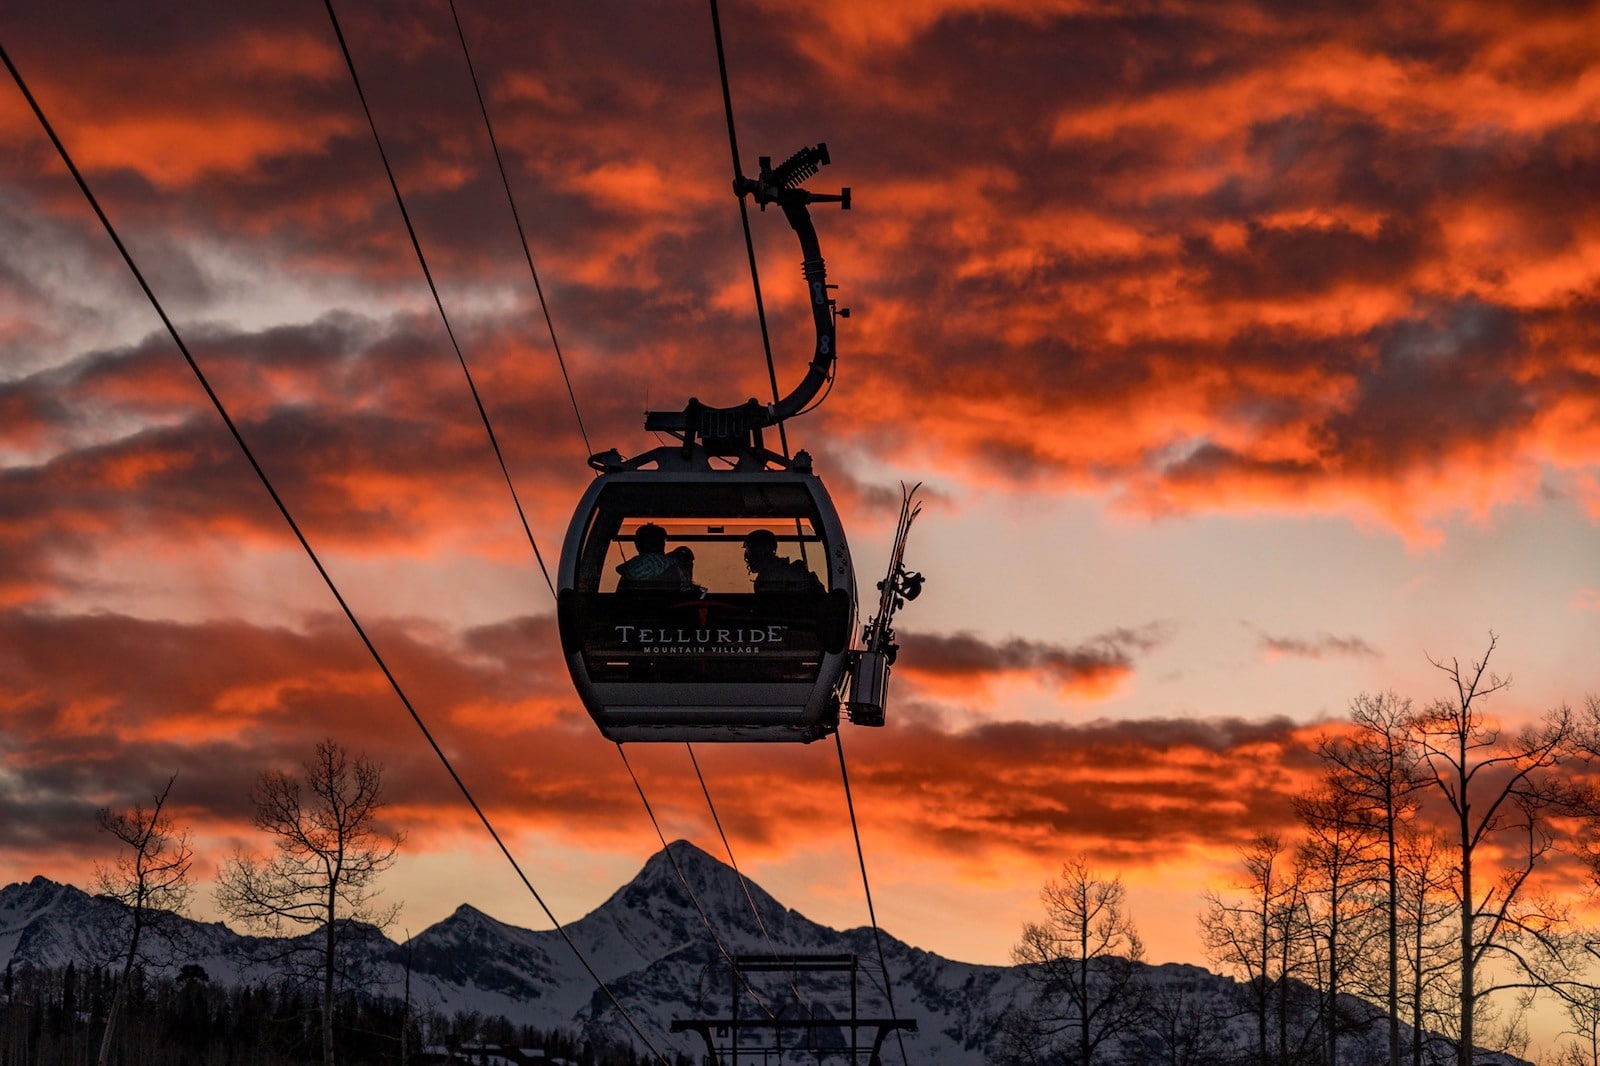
[670,953,917,1064]
[845,484,923,726]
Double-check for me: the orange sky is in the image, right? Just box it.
[6,0,1600,1055]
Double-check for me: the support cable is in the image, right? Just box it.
[687,745,784,962]
[700,12,824,1022]
[447,0,594,461]
[354,8,892,1061]
[835,731,911,1065]
[617,745,779,1021]
[706,9,907,1057]
[434,4,791,1044]
[687,745,817,1017]
[0,40,667,1066]
[437,6,782,1032]
[708,0,790,460]
[705,9,907,1055]
[323,0,556,598]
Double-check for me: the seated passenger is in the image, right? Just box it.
[742,529,823,593]
[669,546,703,596]
[616,523,693,591]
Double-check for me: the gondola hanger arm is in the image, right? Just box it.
[631,144,849,467]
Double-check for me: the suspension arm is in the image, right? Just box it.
[640,144,849,457]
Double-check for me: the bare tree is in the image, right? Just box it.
[1410,635,1575,1066]
[1010,856,1148,1065]
[1394,825,1458,1066]
[1200,835,1321,1066]
[1546,699,1600,1066]
[1143,971,1232,1066]
[1554,972,1600,1066]
[1293,783,1384,1066]
[1318,689,1427,1065]
[215,738,404,1066]
[93,773,193,1066]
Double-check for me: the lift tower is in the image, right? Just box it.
[671,952,916,1065]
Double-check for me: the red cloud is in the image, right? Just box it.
[895,624,1170,701]
[0,600,1322,883]
[9,0,1597,534]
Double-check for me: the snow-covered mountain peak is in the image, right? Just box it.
[0,846,1533,1066]
[629,839,728,894]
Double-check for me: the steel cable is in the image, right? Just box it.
[324,0,556,598]
[3,31,668,1066]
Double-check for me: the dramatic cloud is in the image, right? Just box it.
[897,623,1171,700]
[6,1,1596,528]
[0,598,1324,881]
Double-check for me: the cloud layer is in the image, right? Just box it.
[5,0,1600,974]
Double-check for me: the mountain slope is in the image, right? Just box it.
[0,843,1534,1065]
[0,846,1019,1061]
[397,842,1026,1060]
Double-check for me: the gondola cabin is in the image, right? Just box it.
[555,142,893,742]
[557,460,855,742]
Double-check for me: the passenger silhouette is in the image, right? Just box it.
[616,523,693,590]
[742,529,822,592]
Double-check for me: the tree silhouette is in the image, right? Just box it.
[1201,834,1321,1066]
[215,738,403,1066]
[1010,856,1148,1065]
[1410,635,1575,1066]
[1142,972,1231,1066]
[1292,782,1383,1066]
[1393,825,1457,1066]
[93,772,193,1066]
[1317,689,1426,1065]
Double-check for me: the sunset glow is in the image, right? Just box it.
[6,0,1600,1057]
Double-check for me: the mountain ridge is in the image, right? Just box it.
[0,840,1534,1064]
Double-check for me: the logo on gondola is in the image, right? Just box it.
[612,622,789,654]
[610,597,796,653]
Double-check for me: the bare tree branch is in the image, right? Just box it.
[93,772,193,1066]
[215,738,404,1066]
